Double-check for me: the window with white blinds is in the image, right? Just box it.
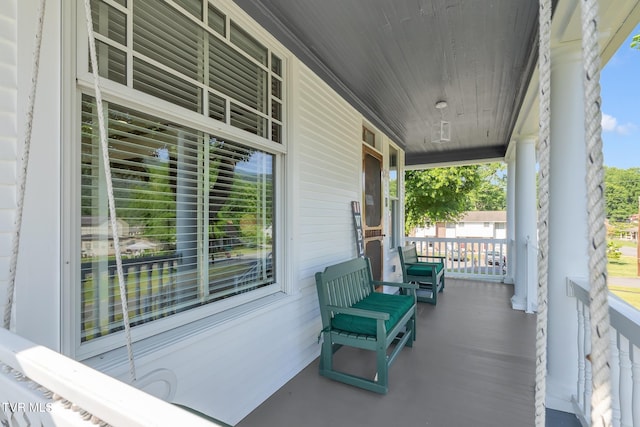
[89,0,283,143]
[80,95,275,342]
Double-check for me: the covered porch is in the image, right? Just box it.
[2,0,640,425]
[3,271,638,425]
[238,278,539,427]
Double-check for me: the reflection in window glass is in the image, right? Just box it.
[364,152,382,227]
[80,95,274,342]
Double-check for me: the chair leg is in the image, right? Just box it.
[319,333,333,372]
[408,315,416,345]
[376,341,388,390]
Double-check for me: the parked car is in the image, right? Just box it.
[448,249,467,261]
[486,251,506,266]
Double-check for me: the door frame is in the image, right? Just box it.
[362,144,384,281]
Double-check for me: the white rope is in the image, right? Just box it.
[83,0,137,383]
[579,0,612,425]
[3,0,47,330]
[534,0,551,425]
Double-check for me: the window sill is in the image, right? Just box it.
[82,291,292,373]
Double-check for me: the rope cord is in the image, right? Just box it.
[83,0,137,382]
[580,0,612,425]
[534,0,551,424]
[3,0,47,330]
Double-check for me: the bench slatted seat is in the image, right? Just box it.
[315,257,417,394]
[398,245,445,305]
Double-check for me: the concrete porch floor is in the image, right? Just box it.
[238,278,579,427]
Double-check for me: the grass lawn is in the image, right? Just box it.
[611,238,637,248]
[608,255,639,277]
[609,285,640,310]
[608,245,639,310]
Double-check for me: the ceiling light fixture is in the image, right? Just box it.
[431,100,451,143]
[435,100,448,109]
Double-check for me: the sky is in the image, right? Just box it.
[601,23,640,169]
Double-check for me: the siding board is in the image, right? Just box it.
[0,0,16,313]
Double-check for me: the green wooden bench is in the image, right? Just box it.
[398,245,445,305]
[315,257,418,394]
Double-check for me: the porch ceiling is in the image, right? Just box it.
[234,0,541,167]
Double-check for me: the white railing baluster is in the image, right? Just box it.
[584,308,592,417]
[577,300,586,414]
[403,236,507,280]
[619,335,632,427]
[632,345,640,425]
[610,331,621,427]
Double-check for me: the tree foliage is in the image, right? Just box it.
[404,163,506,232]
[604,166,640,222]
[405,163,639,233]
[466,163,507,211]
[632,34,640,50]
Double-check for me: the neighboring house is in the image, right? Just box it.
[81,216,130,238]
[414,211,507,239]
[619,228,639,241]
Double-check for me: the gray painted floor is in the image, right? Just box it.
[239,278,580,427]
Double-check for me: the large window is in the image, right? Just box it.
[77,0,282,345]
[80,96,275,342]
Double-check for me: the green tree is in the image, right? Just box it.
[467,163,507,211]
[607,241,622,261]
[405,163,507,233]
[405,165,482,232]
[632,34,640,50]
[125,158,176,244]
[604,167,640,221]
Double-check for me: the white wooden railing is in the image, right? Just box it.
[0,328,222,427]
[403,237,507,280]
[568,278,640,427]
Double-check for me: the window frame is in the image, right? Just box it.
[67,0,288,359]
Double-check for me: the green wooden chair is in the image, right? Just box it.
[398,245,445,304]
[315,257,418,394]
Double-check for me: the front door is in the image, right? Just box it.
[362,146,383,281]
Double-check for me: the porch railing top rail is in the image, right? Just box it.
[0,328,221,427]
[568,277,640,347]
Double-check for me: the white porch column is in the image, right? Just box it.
[546,42,588,412]
[505,152,516,284]
[512,137,537,312]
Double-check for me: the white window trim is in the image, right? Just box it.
[64,0,290,360]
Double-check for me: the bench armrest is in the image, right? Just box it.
[404,261,441,268]
[417,255,446,262]
[372,280,419,290]
[325,305,390,320]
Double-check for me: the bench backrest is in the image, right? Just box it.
[315,258,375,328]
[399,245,419,265]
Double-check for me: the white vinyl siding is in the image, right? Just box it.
[295,66,361,285]
[0,0,17,307]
